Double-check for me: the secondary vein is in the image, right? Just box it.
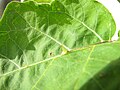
[0,54,62,78]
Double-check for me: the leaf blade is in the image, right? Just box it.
[0,0,118,90]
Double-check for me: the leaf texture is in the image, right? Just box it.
[0,0,118,90]
[24,0,52,3]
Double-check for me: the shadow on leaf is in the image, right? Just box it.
[80,58,120,90]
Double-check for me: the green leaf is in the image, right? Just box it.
[0,0,118,90]
[0,0,116,58]
[1,41,120,90]
[24,0,52,3]
[118,30,120,40]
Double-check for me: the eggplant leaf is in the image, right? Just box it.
[0,0,118,90]
[24,0,52,3]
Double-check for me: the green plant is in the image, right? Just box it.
[0,0,120,90]
[24,0,52,3]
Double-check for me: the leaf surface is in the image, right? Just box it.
[24,0,52,3]
[0,0,118,90]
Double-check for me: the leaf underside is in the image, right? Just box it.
[0,0,119,90]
